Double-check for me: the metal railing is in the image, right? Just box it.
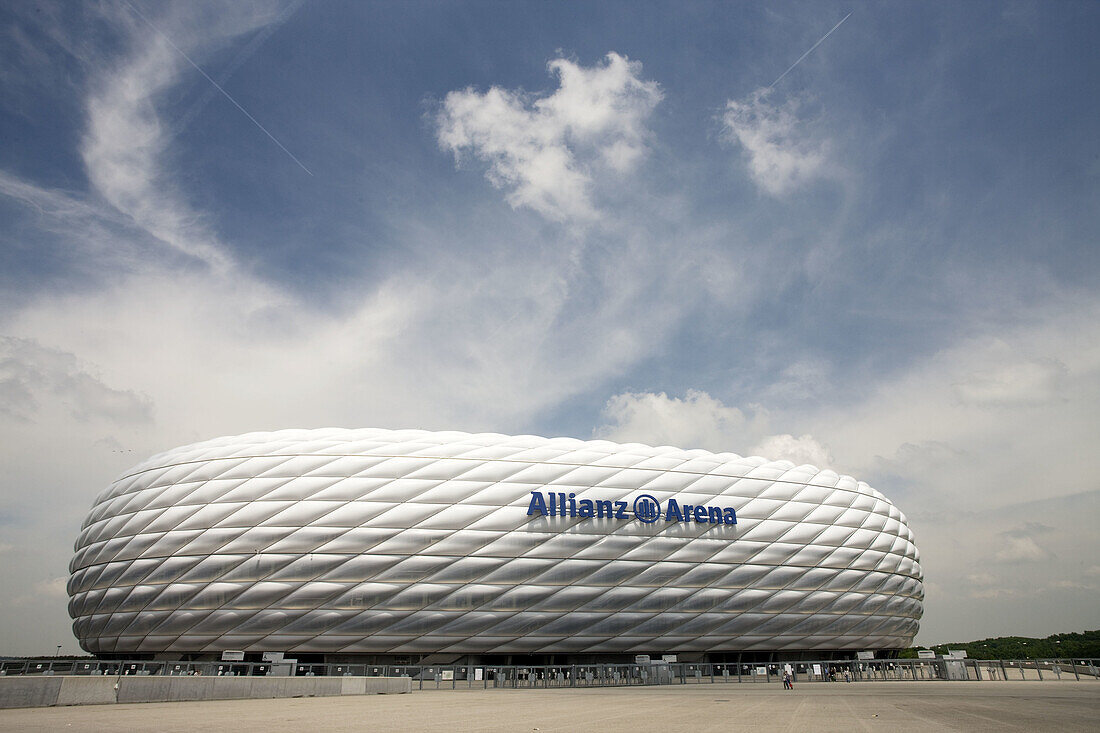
[2,658,1097,686]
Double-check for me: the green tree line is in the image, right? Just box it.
[900,630,1100,659]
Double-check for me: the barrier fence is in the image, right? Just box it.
[2,658,1097,687]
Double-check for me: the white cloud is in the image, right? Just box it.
[34,577,68,600]
[9,577,69,607]
[1050,580,1097,591]
[750,433,834,468]
[953,356,1068,406]
[822,299,1100,511]
[595,389,834,467]
[965,572,997,586]
[80,2,287,271]
[593,297,1100,643]
[82,33,221,269]
[0,337,152,424]
[986,523,1056,566]
[992,536,1054,564]
[759,360,832,404]
[969,587,1027,600]
[0,170,154,274]
[721,88,828,195]
[873,441,963,479]
[786,300,1100,642]
[436,52,662,223]
[595,389,757,453]
[4,234,701,443]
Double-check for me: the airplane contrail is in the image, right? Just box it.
[769,12,852,89]
[171,1,305,140]
[123,1,314,176]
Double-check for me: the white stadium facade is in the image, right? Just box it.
[68,428,923,664]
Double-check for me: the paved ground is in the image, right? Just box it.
[0,681,1095,732]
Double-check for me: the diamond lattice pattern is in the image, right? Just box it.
[68,428,924,655]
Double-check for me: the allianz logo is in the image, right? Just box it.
[526,491,737,525]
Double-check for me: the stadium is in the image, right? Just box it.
[67,428,923,664]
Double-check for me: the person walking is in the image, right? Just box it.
[782,670,792,690]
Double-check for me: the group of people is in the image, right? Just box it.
[782,665,853,689]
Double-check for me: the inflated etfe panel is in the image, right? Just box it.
[68,428,923,655]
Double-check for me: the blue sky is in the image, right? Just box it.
[1,0,1098,654]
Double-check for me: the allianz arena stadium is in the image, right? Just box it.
[68,428,923,663]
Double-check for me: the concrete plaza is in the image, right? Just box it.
[0,681,1095,732]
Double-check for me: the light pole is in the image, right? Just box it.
[55,645,62,657]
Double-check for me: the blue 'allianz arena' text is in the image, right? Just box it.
[526,491,737,524]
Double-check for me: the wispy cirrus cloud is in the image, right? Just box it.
[435,52,663,223]
[82,27,221,270]
[80,2,292,271]
[0,169,155,279]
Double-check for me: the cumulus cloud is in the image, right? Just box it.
[992,536,1055,564]
[595,389,758,452]
[721,88,828,195]
[436,52,662,222]
[595,389,834,467]
[750,433,834,468]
